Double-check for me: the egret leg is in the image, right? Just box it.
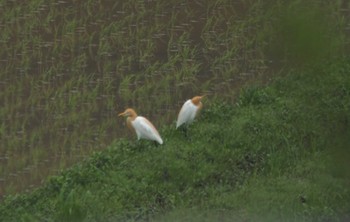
[154,141,159,147]
[136,139,145,151]
[181,125,191,140]
[130,140,138,149]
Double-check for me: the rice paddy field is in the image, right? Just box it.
[0,0,348,201]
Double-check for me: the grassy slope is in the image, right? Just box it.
[1,60,350,221]
[1,0,347,197]
[0,0,278,195]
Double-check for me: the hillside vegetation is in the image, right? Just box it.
[0,0,346,196]
[1,0,349,221]
[1,60,350,221]
[0,0,291,195]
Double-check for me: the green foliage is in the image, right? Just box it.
[266,0,346,67]
[1,60,350,221]
[55,190,87,222]
[237,86,275,107]
[0,0,349,221]
[0,0,348,198]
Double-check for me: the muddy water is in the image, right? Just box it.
[2,0,342,198]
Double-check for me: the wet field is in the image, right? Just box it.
[0,0,348,197]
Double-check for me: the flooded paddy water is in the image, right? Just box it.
[0,0,347,197]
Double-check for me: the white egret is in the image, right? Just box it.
[176,95,205,129]
[119,108,163,145]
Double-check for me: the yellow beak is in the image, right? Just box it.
[118,112,126,117]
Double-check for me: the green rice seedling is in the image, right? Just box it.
[0,0,348,199]
[118,75,135,103]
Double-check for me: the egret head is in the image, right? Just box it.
[191,95,205,105]
[118,108,137,118]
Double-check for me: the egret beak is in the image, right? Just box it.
[118,111,126,117]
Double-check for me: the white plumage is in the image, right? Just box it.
[176,100,198,128]
[119,108,163,145]
[176,96,204,129]
[132,116,163,144]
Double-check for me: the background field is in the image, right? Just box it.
[0,0,278,196]
[0,0,349,219]
[1,59,350,221]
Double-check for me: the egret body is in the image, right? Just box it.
[176,96,204,129]
[119,108,163,144]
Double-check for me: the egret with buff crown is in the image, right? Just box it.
[176,95,205,129]
[119,108,163,145]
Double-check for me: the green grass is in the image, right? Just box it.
[1,0,347,192]
[1,59,349,221]
[2,0,293,195]
[0,0,349,215]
